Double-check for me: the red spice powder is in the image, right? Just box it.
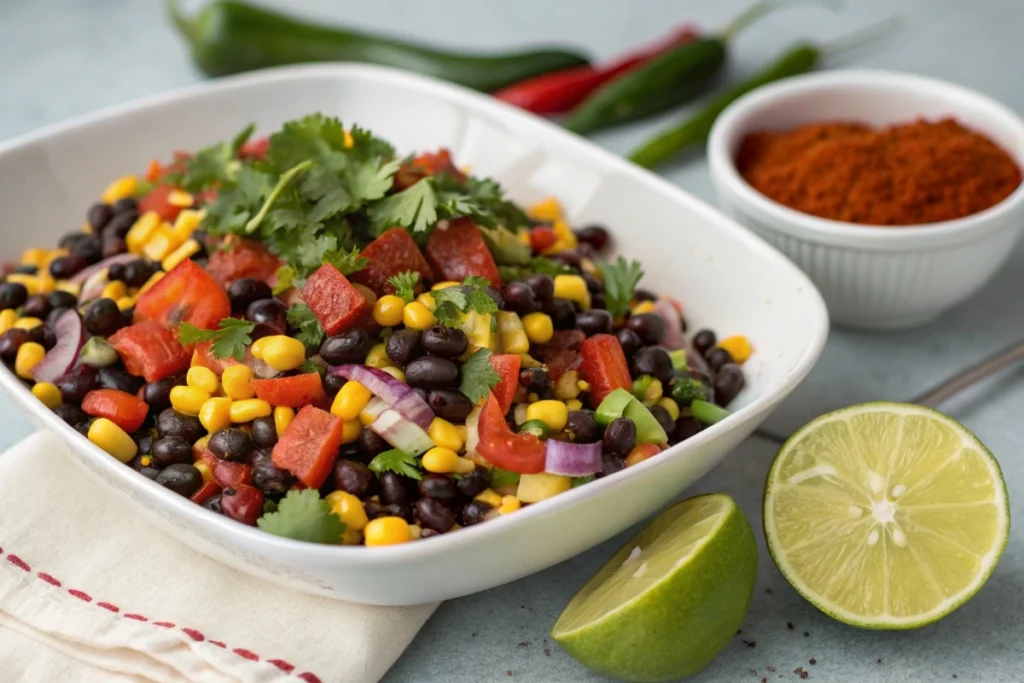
[736,118,1022,225]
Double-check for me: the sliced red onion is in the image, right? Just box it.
[464,405,482,458]
[370,408,435,456]
[362,397,388,422]
[330,364,433,429]
[544,439,603,476]
[653,298,706,373]
[32,309,85,383]
[70,253,137,285]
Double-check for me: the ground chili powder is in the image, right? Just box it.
[736,118,1022,225]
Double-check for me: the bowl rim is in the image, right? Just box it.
[707,69,1024,250]
[0,62,829,565]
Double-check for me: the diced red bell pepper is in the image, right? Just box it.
[134,259,231,332]
[213,460,254,489]
[251,373,326,409]
[350,228,434,297]
[109,321,191,382]
[271,405,345,488]
[205,237,282,287]
[138,184,184,223]
[393,149,467,191]
[488,354,522,414]
[528,226,557,253]
[476,392,546,474]
[425,218,502,288]
[301,264,370,336]
[580,334,633,407]
[190,479,222,505]
[189,341,267,378]
[81,389,149,433]
[238,137,270,161]
[535,329,585,381]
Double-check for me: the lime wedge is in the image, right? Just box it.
[552,494,757,682]
[764,402,1010,629]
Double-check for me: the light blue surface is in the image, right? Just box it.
[1,1,1022,681]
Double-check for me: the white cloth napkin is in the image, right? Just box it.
[0,431,437,683]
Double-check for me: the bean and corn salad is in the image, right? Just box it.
[2,114,751,547]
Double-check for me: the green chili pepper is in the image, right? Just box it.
[629,17,902,168]
[564,0,829,135]
[168,0,592,92]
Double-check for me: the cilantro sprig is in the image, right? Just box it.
[178,318,255,361]
[166,123,255,192]
[387,271,420,303]
[459,348,501,404]
[256,489,345,544]
[432,276,499,328]
[599,257,644,320]
[286,303,326,351]
[368,449,422,480]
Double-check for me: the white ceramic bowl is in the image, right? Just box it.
[0,64,827,605]
[708,70,1024,331]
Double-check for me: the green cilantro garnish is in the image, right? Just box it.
[498,257,576,283]
[488,468,521,489]
[431,277,499,328]
[599,257,644,320]
[273,265,297,295]
[367,177,438,235]
[168,123,255,192]
[177,318,255,361]
[300,358,320,375]
[571,475,596,488]
[286,303,325,351]
[387,271,420,303]
[323,246,368,276]
[459,348,501,404]
[368,449,422,480]
[256,489,345,544]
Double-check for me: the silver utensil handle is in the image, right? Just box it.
[913,339,1024,408]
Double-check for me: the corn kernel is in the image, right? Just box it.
[522,312,554,344]
[116,296,135,311]
[526,400,568,432]
[718,335,753,364]
[343,130,354,148]
[415,292,436,311]
[167,190,194,207]
[218,365,253,401]
[20,248,48,268]
[454,456,476,474]
[341,419,362,444]
[194,459,214,484]
[55,280,82,296]
[15,341,45,379]
[431,281,461,291]
[162,238,201,272]
[577,380,590,392]
[186,366,219,394]
[100,280,127,301]
[528,197,562,222]
[498,495,521,515]
[631,300,656,316]
[407,524,422,540]
[551,219,578,251]
[36,273,56,294]
[381,366,405,382]
[88,417,137,462]
[554,369,581,400]
[100,175,138,203]
[273,406,295,436]
[422,446,459,473]
[372,295,406,327]
[199,396,233,433]
[565,398,583,413]
[363,516,411,546]
[331,380,372,421]
[403,301,437,330]
[455,424,468,445]
[364,343,393,369]
[656,397,680,421]
[194,435,211,452]
[250,336,271,360]
[341,528,363,545]
[553,274,587,304]
[126,212,162,254]
[230,398,272,423]
[0,309,15,334]
[13,317,42,330]
[31,382,62,409]
[326,490,369,531]
[138,270,165,294]
[260,335,307,372]
[500,328,529,355]
[170,385,210,415]
[6,274,40,295]
[143,227,181,262]
[428,418,464,452]
[474,488,502,508]
[170,208,204,242]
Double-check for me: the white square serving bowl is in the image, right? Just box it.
[0,64,827,606]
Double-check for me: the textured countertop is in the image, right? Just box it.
[1,1,1022,681]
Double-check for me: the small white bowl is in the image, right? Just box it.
[708,70,1024,331]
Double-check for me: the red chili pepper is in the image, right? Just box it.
[494,25,699,115]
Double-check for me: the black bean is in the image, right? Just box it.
[551,249,583,269]
[405,356,459,390]
[202,494,224,514]
[576,309,613,336]
[59,232,86,249]
[156,408,204,443]
[603,417,636,457]
[319,329,373,365]
[566,409,601,443]
[135,430,154,455]
[246,298,287,330]
[102,236,128,259]
[615,328,642,360]
[544,298,576,330]
[672,416,703,444]
[143,376,185,410]
[415,497,456,532]
[359,427,389,457]
[649,405,676,437]
[54,403,88,426]
[634,289,657,302]
[131,460,162,481]
[13,264,37,275]
[69,234,102,265]
[336,442,363,466]
[691,329,716,357]
[590,293,607,310]
[418,474,459,507]
[55,364,96,403]
[334,459,376,498]
[363,500,386,520]
[86,202,114,231]
[112,197,138,214]
[123,259,153,288]
[249,322,280,342]
[427,389,474,422]
[583,272,604,293]
[74,421,92,438]
[600,452,626,477]
[420,528,441,539]
[526,274,554,303]
[713,363,745,407]
[251,417,278,448]
[48,291,77,310]
[462,500,493,526]
[84,298,126,337]
[380,471,414,506]
[27,324,56,351]
[96,366,144,395]
[457,470,490,498]
[155,463,203,497]
[627,313,666,346]
[109,262,128,285]
[251,448,295,496]
[0,282,27,310]
[386,328,423,366]
[632,346,673,384]
[209,428,253,462]
[575,225,610,251]
[0,328,30,362]
[47,254,86,280]
[705,347,733,372]
[104,212,138,240]
[227,278,272,313]
[519,367,551,394]
[322,372,344,397]
[152,436,194,466]
[413,387,429,402]
[383,503,414,523]
[420,325,468,358]
[502,281,539,316]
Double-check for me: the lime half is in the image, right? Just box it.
[764,402,1010,629]
[552,494,757,682]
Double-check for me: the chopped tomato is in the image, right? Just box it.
[190,479,221,504]
[190,342,272,378]
[528,226,557,253]
[535,329,585,381]
[393,148,466,190]
[134,259,231,332]
[238,137,270,161]
[138,184,184,223]
[476,392,546,474]
[425,218,502,288]
[488,354,521,414]
[205,238,282,288]
[251,373,326,409]
[301,264,370,335]
[580,334,632,407]
[109,321,190,382]
[81,389,149,433]
[272,405,345,488]
[145,159,163,183]
[213,460,254,489]
[350,228,433,296]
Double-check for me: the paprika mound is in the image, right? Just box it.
[736,118,1022,225]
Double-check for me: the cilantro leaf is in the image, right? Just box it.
[459,348,501,404]
[177,318,255,361]
[348,125,396,161]
[497,257,576,284]
[273,265,298,295]
[433,173,530,229]
[323,246,368,276]
[256,489,345,544]
[244,160,312,234]
[265,114,349,174]
[465,287,498,316]
[286,303,326,351]
[387,271,420,303]
[201,165,275,236]
[170,123,254,192]
[488,468,521,489]
[599,257,644,320]
[368,449,422,480]
[368,177,438,235]
[431,277,499,328]
[571,475,596,488]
